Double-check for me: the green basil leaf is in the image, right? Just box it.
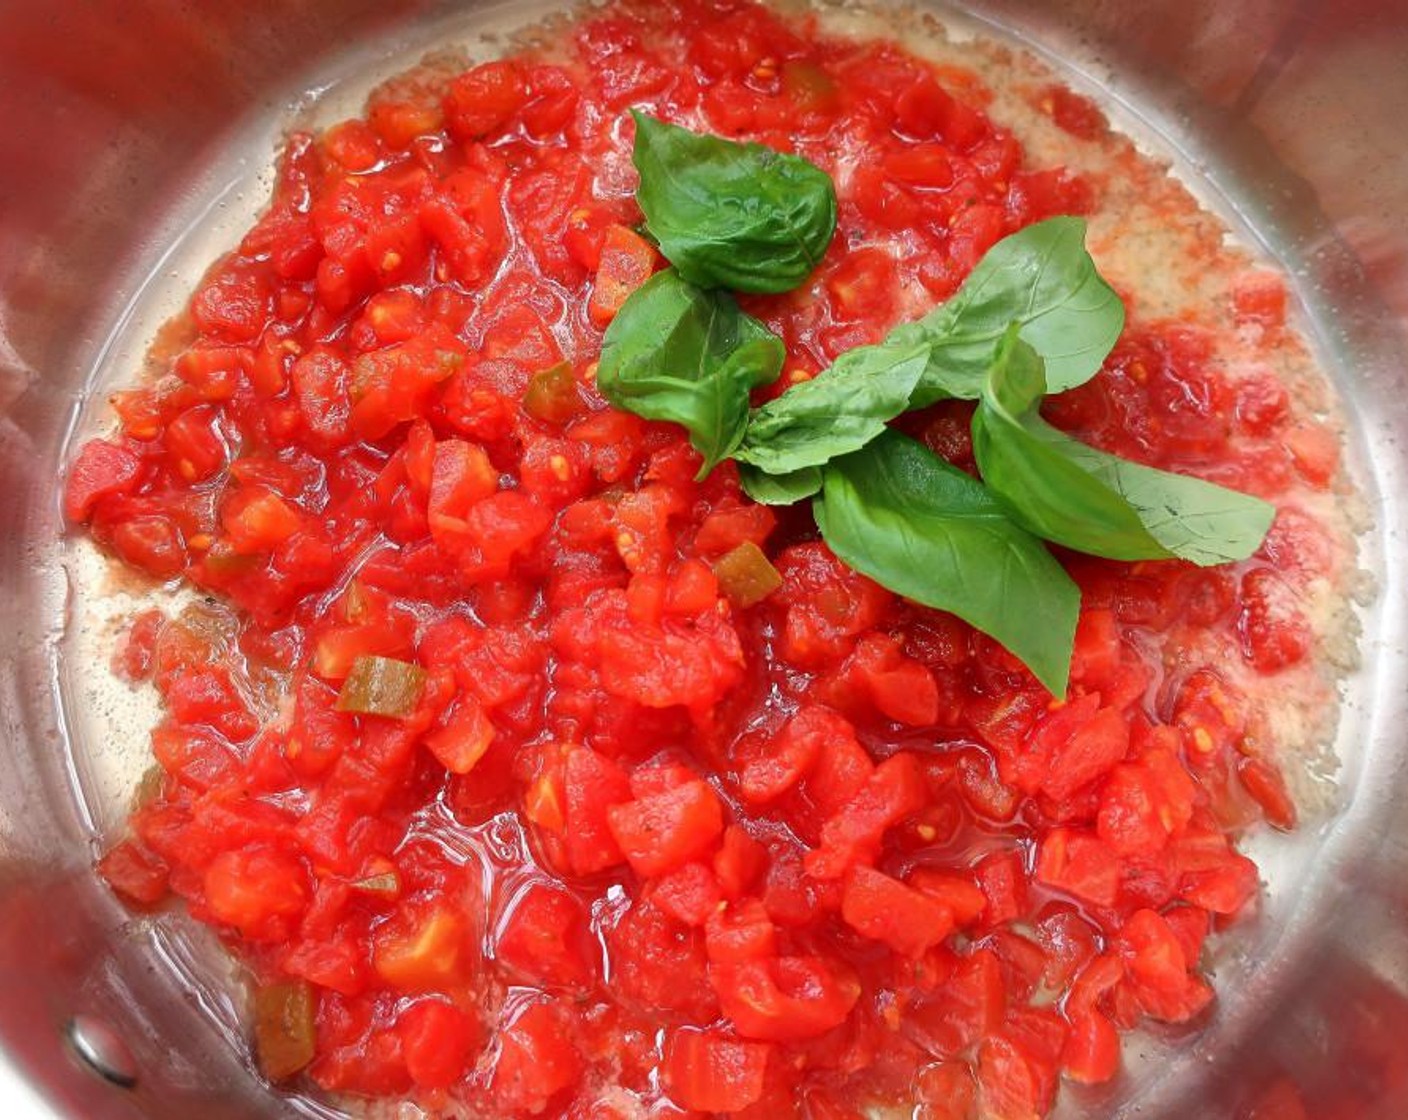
[973,328,1275,566]
[739,463,822,505]
[815,430,1079,695]
[735,340,930,475]
[598,269,784,476]
[906,216,1125,405]
[631,111,838,294]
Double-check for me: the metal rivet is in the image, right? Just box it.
[66,1016,137,1088]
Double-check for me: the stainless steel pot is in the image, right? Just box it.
[2,1,1406,1117]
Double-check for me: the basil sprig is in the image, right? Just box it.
[631,111,838,294]
[729,216,1122,472]
[593,111,1276,694]
[598,269,783,476]
[736,339,932,475]
[901,215,1126,406]
[973,327,1275,566]
[816,431,1080,695]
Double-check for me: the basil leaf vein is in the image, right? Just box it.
[815,430,1080,695]
[973,327,1275,566]
[631,111,838,294]
[598,269,784,476]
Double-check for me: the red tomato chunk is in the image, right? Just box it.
[75,0,1335,1116]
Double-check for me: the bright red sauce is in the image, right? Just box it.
[69,1,1338,1116]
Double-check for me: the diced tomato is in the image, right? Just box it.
[737,715,823,805]
[496,883,600,988]
[651,861,723,927]
[792,707,873,819]
[805,753,925,879]
[66,440,145,522]
[588,225,658,327]
[906,948,1006,1058]
[714,826,768,900]
[75,9,1319,1114]
[1036,829,1121,908]
[556,746,631,876]
[910,869,988,930]
[664,1027,771,1113]
[608,779,725,878]
[610,902,719,1021]
[397,999,481,1089]
[913,1061,976,1119]
[1063,1010,1121,1084]
[423,697,495,774]
[705,899,779,965]
[427,439,497,543]
[977,1033,1055,1120]
[841,865,955,957]
[492,1001,582,1115]
[203,846,308,941]
[97,840,169,906]
[165,405,227,482]
[221,487,301,554]
[713,954,860,1042]
[846,633,940,726]
[444,61,527,140]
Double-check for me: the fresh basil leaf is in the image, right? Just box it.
[906,216,1125,405]
[973,327,1275,566]
[739,463,822,505]
[815,430,1080,695]
[735,340,930,475]
[631,111,838,294]
[598,269,784,476]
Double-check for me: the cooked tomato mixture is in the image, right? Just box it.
[69,1,1345,1116]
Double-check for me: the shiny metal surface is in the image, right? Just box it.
[1,1,1406,1117]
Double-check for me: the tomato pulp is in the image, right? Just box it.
[73,1,1343,1116]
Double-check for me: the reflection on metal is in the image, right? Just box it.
[66,1017,136,1089]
